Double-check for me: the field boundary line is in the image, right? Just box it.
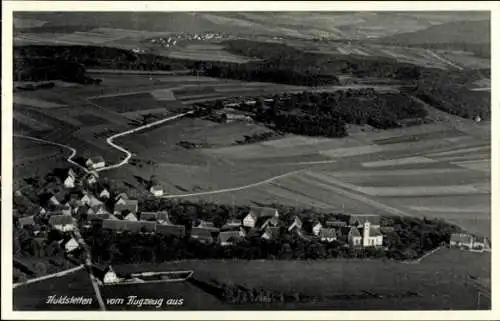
[13,264,85,289]
[162,169,304,199]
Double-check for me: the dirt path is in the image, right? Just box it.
[13,265,85,289]
[13,135,89,173]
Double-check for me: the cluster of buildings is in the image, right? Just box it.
[449,233,490,252]
[15,161,386,251]
[148,32,228,49]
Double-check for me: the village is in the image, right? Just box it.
[14,155,392,260]
[14,150,491,271]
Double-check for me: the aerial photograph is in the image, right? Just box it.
[10,10,491,312]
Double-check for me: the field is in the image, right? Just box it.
[112,114,490,237]
[13,248,490,310]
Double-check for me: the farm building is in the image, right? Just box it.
[80,194,91,206]
[191,227,219,244]
[63,168,76,188]
[156,224,185,237]
[99,188,110,200]
[312,221,323,236]
[472,236,490,251]
[94,205,109,215]
[194,219,216,229]
[450,233,474,250]
[319,228,337,242]
[261,226,281,240]
[348,214,381,228]
[60,237,80,253]
[140,211,172,224]
[89,196,102,208]
[102,219,155,233]
[223,218,242,228]
[114,200,138,216]
[114,193,129,204]
[64,175,75,189]
[85,156,106,170]
[325,220,347,228]
[17,215,36,228]
[150,185,164,197]
[123,212,138,221]
[219,230,244,246]
[449,233,489,251]
[243,206,279,228]
[288,216,303,232]
[139,212,159,221]
[61,203,72,216]
[103,266,120,284]
[86,172,99,185]
[49,215,76,232]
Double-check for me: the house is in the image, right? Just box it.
[61,203,72,216]
[349,214,381,228]
[95,205,109,215]
[261,226,280,240]
[123,212,138,221]
[191,227,219,244]
[114,200,138,216]
[156,224,185,237]
[85,156,106,170]
[39,207,47,215]
[338,226,362,247]
[18,215,36,228]
[261,216,280,230]
[219,230,244,246]
[223,218,241,228]
[150,185,164,197]
[140,211,172,224]
[99,188,110,200]
[361,221,383,247]
[86,173,98,185]
[450,233,474,250]
[319,228,337,242]
[312,221,323,236]
[64,175,75,189]
[49,195,60,206]
[49,215,76,232]
[61,237,80,253]
[243,206,279,228]
[102,219,153,233]
[88,195,102,208]
[139,212,158,221]
[472,236,490,251]
[103,266,120,284]
[114,193,129,205]
[325,220,347,228]
[80,194,91,206]
[195,220,216,229]
[288,216,303,232]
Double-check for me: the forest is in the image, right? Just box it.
[197,89,428,138]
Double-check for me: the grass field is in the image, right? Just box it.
[13,248,490,310]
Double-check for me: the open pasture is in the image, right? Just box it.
[89,92,182,114]
[384,194,490,237]
[113,249,489,310]
[72,113,112,126]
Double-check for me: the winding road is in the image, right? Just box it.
[13,135,89,173]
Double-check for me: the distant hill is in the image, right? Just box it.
[372,20,490,45]
[371,20,490,58]
[14,12,491,41]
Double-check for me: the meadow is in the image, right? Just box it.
[14,247,489,310]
